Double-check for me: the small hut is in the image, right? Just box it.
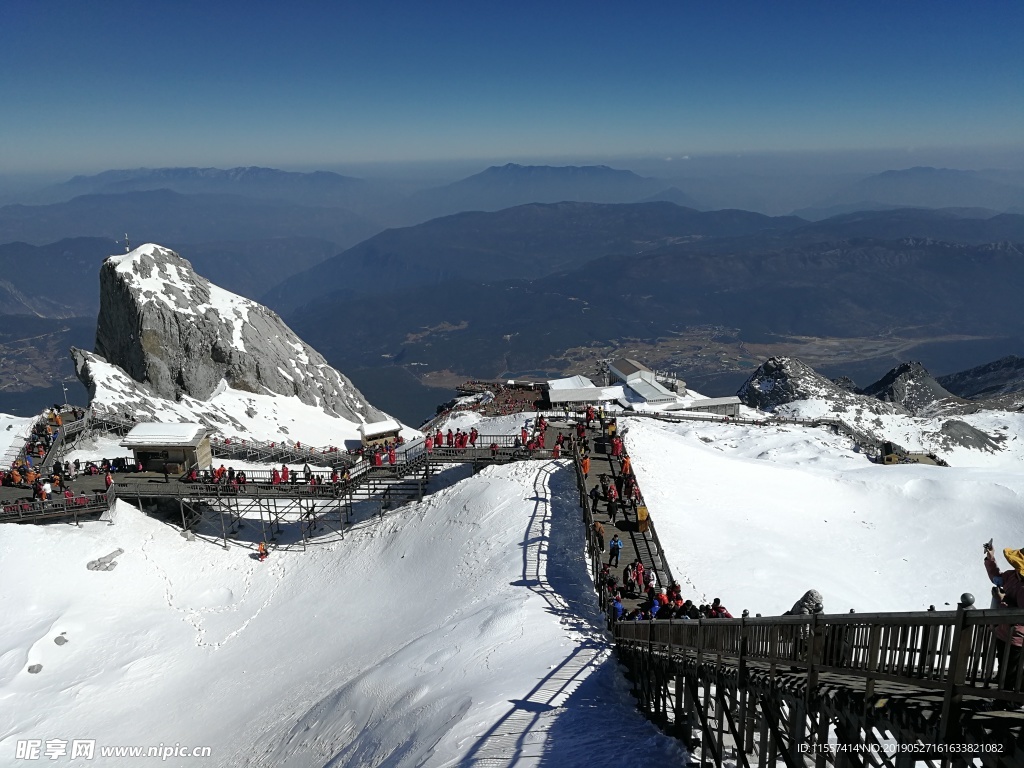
[120,422,212,473]
[358,419,402,447]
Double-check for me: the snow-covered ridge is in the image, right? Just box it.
[738,356,1017,464]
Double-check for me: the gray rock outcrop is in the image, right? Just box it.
[79,243,382,422]
[737,357,901,416]
[87,548,124,571]
[860,361,965,415]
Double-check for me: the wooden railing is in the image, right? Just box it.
[614,597,1024,740]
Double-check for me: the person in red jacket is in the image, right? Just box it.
[552,443,561,459]
[425,434,433,454]
[104,471,113,490]
[373,449,383,467]
[709,598,733,618]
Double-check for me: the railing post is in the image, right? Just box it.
[939,593,975,745]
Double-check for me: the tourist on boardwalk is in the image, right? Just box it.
[447,429,454,447]
[784,589,825,616]
[608,496,619,524]
[469,428,478,447]
[612,595,624,621]
[593,520,605,552]
[258,541,268,562]
[623,562,637,596]
[581,455,590,479]
[634,560,645,595]
[552,443,560,459]
[709,598,733,618]
[621,455,631,476]
[281,464,290,483]
[985,545,1024,692]
[608,534,623,566]
[425,434,433,454]
[271,468,281,485]
[104,471,113,490]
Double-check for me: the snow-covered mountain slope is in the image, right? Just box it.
[739,356,1016,463]
[68,243,414,445]
[79,243,380,422]
[621,416,1024,616]
[73,351,417,446]
[0,462,684,767]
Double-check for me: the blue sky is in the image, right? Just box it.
[2,1,1021,173]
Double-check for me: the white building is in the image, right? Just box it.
[358,419,403,447]
[607,359,677,406]
[120,422,212,472]
[545,375,624,407]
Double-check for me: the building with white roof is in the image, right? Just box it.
[120,422,212,472]
[664,396,742,416]
[607,358,678,405]
[358,418,403,447]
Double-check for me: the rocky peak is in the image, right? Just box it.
[737,357,850,411]
[860,361,963,415]
[79,243,382,422]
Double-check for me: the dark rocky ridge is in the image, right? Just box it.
[737,357,905,417]
[937,356,1024,399]
[858,361,966,415]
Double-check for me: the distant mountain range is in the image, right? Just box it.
[794,167,1024,219]
[29,165,398,216]
[0,236,340,319]
[4,163,1024,415]
[0,188,381,248]
[264,201,802,313]
[399,163,676,222]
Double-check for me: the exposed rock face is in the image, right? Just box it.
[860,361,964,415]
[81,244,381,422]
[737,357,885,413]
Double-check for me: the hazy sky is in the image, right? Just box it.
[2,1,1022,173]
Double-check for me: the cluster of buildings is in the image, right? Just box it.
[544,358,741,416]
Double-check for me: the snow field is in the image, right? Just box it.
[621,417,1024,616]
[0,460,684,767]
